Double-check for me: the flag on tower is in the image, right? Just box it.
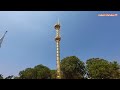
[0,31,7,48]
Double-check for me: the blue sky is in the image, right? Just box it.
[0,11,120,77]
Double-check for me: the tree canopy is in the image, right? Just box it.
[61,56,86,79]
[0,56,119,79]
[19,64,51,79]
[0,74,3,79]
[86,58,120,79]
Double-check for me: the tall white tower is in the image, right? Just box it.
[54,19,61,79]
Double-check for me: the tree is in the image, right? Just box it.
[18,64,51,79]
[61,56,86,79]
[19,68,36,79]
[13,76,20,79]
[34,64,51,79]
[0,74,3,79]
[86,58,120,79]
[5,75,14,79]
[50,70,56,79]
[109,61,120,79]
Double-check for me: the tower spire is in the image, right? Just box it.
[54,19,61,79]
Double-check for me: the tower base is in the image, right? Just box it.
[56,75,61,79]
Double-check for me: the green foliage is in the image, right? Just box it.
[50,70,56,79]
[13,76,20,79]
[61,56,86,79]
[0,56,119,79]
[0,74,3,79]
[34,64,51,79]
[5,75,14,79]
[19,68,34,79]
[19,64,51,79]
[109,61,120,79]
[86,58,120,79]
